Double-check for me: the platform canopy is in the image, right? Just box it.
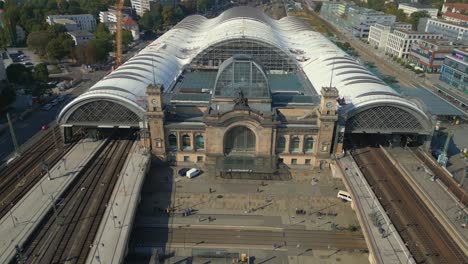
[58,6,431,134]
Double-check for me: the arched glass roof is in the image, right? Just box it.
[58,6,430,130]
[214,55,270,98]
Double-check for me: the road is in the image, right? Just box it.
[133,226,367,250]
[309,11,467,114]
[0,41,148,162]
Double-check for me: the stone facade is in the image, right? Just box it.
[146,84,339,170]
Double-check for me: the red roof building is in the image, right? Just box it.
[442,12,468,24]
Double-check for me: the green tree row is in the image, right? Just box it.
[139,0,215,32]
[25,23,133,64]
[5,63,50,97]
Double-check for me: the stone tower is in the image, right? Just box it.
[146,84,166,159]
[315,87,339,167]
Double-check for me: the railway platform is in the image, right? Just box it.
[86,142,150,264]
[0,139,105,263]
[385,147,468,255]
[337,156,415,264]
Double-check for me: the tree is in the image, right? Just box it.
[409,11,431,30]
[47,38,66,61]
[6,64,32,84]
[384,3,407,22]
[162,6,174,25]
[27,31,52,55]
[95,23,113,42]
[33,63,49,83]
[72,45,87,64]
[140,11,155,31]
[314,2,322,12]
[47,24,67,36]
[122,29,133,47]
[196,0,210,13]
[84,39,110,64]
[0,82,16,109]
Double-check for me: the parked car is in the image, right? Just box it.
[51,99,59,106]
[178,168,189,176]
[41,104,53,111]
[186,168,201,179]
[41,124,49,130]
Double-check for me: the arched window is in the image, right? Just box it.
[277,136,286,152]
[182,134,191,150]
[290,136,300,153]
[195,135,204,149]
[305,137,314,153]
[224,126,256,154]
[168,134,177,150]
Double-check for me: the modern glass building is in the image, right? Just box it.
[440,48,468,93]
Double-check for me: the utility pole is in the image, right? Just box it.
[52,129,58,151]
[6,113,20,155]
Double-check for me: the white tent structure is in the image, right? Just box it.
[58,6,431,134]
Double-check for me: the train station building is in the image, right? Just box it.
[58,7,433,175]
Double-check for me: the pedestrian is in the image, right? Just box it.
[209,187,212,193]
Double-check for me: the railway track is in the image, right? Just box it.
[0,126,77,220]
[411,147,468,206]
[22,136,134,264]
[353,147,467,264]
[134,227,367,250]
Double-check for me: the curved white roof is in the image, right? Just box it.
[59,6,427,125]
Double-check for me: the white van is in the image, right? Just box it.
[186,168,200,178]
[337,190,352,202]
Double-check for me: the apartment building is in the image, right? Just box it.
[385,29,443,58]
[106,16,140,40]
[440,48,468,93]
[442,12,468,25]
[441,3,468,15]
[398,3,439,19]
[130,0,153,16]
[368,22,412,50]
[99,6,136,23]
[321,2,396,38]
[408,39,461,73]
[425,18,468,42]
[47,14,96,32]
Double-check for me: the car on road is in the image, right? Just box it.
[178,168,189,176]
[57,95,67,102]
[41,104,53,111]
[51,99,59,106]
[186,168,201,179]
[41,125,49,130]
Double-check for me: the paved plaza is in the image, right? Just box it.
[128,165,368,263]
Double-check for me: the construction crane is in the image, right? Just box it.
[115,0,125,68]
[437,131,452,167]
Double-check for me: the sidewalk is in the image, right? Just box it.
[0,139,105,263]
[338,156,414,264]
[386,147,468,254]
[86,143,150,264]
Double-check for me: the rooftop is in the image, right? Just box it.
[399,3,438,9]
[443,3,468,12]
[51,18,77,25]
[67,30,95,37]
[443,12,468,22]
[399,86,464,116]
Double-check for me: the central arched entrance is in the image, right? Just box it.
[224,126,256,155]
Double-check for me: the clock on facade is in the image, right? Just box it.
[152,99,158,105]
[326,102,333,109]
